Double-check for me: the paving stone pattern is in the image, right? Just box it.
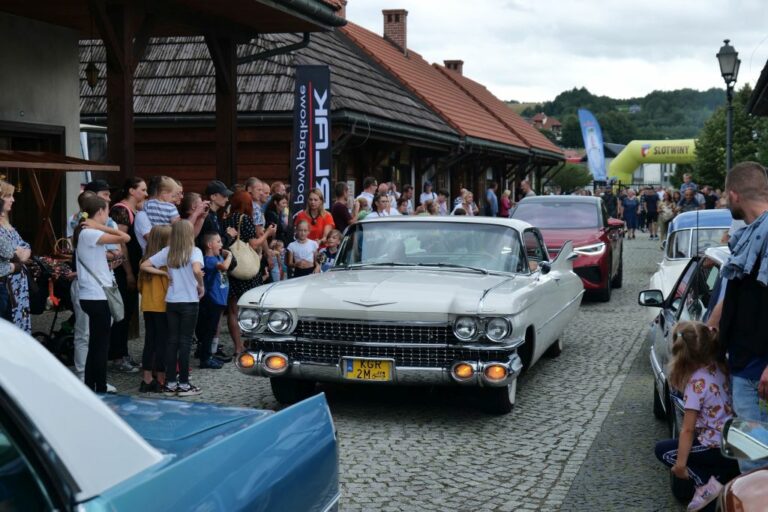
[32,236,675,511]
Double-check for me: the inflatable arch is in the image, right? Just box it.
[608,139,696,184]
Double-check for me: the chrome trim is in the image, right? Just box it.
[238,350,523,387]
[537,290,585,333]
[248,282,279,306]
[261,352,290,376]
[340,356,396,382]
[298,317,449,327]
[450,361,478,384]
[321,492,341,512]
[478,277,515,312]
[244,335,526,352]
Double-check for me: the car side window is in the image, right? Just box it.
[678,261,719,322]
[670,259,698,313]
[0,422,53,510]
[601,202,609,226]
[523,229,548,272]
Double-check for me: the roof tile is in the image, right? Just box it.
[340,22,527,152]
[435,66,563,156]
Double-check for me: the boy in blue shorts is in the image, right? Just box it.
[196,232,232,369]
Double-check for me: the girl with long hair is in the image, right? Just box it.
[654,321,736,511]
[137,225,171,393]
[265,192,292,246]
[0,180,31,332]
[141,220,204,396]
[74,194,131,392]
[367,192,396,218]
[294,188,335,244]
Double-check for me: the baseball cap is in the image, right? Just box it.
[205,180,233,197]
[83,179,111,193]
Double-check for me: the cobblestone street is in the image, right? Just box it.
[33,236,678,511]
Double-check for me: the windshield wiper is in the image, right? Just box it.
[347,262,415,269]
[415,262,489,275]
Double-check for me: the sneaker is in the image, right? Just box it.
[124,355,141,368]
[162,382,179,395]
[113,360,139,373]
[687,476,723,511]
[177,382,202,397]
[139,380,159,393]
[106,382,117,394]
[200,357,223,369]
[213,348,233,363]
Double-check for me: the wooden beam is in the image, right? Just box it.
[101,1,135,183]
[204,35,238,185]
[131,13,156,73]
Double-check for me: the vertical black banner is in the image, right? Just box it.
[290,65,332,218]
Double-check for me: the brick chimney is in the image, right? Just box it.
[383,9,408,54]
[338,0,347,19]
[444,60,464,75]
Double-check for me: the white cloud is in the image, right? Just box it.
[346,0,768,102]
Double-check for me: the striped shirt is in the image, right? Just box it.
[144,199,179,226]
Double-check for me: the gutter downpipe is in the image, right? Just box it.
[238,32,311,65]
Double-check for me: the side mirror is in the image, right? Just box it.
[638,289,664,307]
[539,261,552,275]
[721,419,768,460]
[608,218,624,229]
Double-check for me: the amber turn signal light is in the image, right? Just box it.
[484,364,507,381]
[238,353,256,369]
[265,355,288,371]
[453,363,474,380]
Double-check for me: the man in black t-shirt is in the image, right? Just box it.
[602,187,619,219]
[330,182,359,234]
[642,187,660,239]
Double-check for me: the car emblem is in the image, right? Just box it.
[343,299,397,308]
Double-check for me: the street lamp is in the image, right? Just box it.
[717,39,740,172]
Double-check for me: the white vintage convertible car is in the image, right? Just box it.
[236,216,584,414]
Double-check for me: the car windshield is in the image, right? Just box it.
[511,202,599,229]
[335,221,527,274]
[666,228,728,259]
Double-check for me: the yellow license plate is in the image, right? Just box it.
[343,359,392,381]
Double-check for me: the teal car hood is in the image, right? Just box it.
[100,395,273,455]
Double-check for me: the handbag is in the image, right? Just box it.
[76,254,124,323]
[228,214,261,280]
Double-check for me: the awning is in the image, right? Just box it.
[0,151,118,254]
[0,150,118,172]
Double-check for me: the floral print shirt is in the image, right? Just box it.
[683,364,733,448]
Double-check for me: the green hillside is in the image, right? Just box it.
[512,87,725,147]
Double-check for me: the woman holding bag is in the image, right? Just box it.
[0,180,32,332]
[74,194,130,393]
[223,191,275,354]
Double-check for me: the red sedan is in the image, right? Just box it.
[510,196,624,301]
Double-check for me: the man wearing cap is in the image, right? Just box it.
[196,180,237,250]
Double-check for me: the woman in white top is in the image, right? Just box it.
[74,194,130,393]
[452,191,477,216]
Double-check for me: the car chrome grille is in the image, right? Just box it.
[255,341,511,368]
[294,320,456,344]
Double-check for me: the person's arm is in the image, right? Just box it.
[216,250,233,271]
[312,249,321,274]
[286,249,295,269]
[671,409,698,480]
[192,261,204,298]
[85,219,131,245]
[320,224,333,245]
[139,258,169,276]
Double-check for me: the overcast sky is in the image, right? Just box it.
[346,0,768,103]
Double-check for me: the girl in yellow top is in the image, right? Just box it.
[138,225,171,392]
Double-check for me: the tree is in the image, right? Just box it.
[548,163,593,193]
[560,115,583,148]
[694,84,768,188]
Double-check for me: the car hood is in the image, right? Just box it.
[537,228,601,251]
[241,269,528,321]
[100,395,273,457]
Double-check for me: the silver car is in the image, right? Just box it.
[236,216,584,414]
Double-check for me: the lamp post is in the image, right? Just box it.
[716,39,740,173]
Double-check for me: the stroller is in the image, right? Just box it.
[28,256,76,367]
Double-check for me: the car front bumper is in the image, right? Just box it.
[236,340,524,388]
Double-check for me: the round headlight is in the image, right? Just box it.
[454,316,478,341]
[238,308,261,332]
[485,318,511,342]
[267,310,293,334]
